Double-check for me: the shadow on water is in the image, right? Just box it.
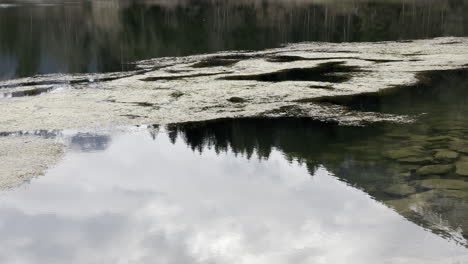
[0,87,54,98]
[219,61,360,83]
[166,68,468,244]
[311,68,468,115]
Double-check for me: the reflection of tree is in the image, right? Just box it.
[1,0,467,79]
[70,133,112,152]
[167,117,390,188]
[167,70,468,244]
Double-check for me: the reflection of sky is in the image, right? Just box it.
[0,131,467,263]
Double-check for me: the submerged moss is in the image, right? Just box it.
[218,62,360,83]
[191,58,240,68]
[170,91,184,99]
[141,72,230,81]
[227,97,247,103]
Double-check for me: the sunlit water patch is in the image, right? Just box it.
[1,129,468,263]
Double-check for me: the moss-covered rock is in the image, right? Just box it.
[449,139,468,154]
[398,164,420,172]
[397,156,433,164]
[443,189,468,199]
[455,156,468,176]
[413,179,468,190]
[415,164,454,176]
[382,145,434,164]
[383,147,426,160]
[434,150,459,162]
[427,135,453,142]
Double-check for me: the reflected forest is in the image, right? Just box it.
[1,0,467,79]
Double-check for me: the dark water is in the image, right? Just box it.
[1,0,467,79]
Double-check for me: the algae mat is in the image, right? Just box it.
[1,37,467,133]
[0,37,467,189]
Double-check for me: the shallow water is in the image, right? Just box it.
[1,0,467,79]
[1,68,468,262]
[164,68,468,243]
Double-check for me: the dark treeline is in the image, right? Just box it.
[1,0,467,79]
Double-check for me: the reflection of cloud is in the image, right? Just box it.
[0,132,467,263]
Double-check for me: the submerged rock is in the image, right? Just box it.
[455,156,468,176]
[413,179,468,190]
[383,184,416,197]
[397,156,433,164]
[385,189,468,244]
[427,135,453,142]
[449,139,468,154]
[434,150,459,163]
[443,189,468,199]
[385,190,437,214]
[383,147,425,160]
[415,164,454,176]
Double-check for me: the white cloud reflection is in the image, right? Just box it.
[0,131,467,264]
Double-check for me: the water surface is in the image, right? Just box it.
[1,129,467,263]
[2,1,468,262]
[1,0,467,79]
[2,69,468,261]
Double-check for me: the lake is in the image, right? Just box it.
[1,0,468,263]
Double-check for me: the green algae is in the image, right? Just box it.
[456,157,468,176]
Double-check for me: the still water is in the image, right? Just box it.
[2,0,468,262]
[1,129,467,263]
[1,0,467,79]
[1,69,468,262]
